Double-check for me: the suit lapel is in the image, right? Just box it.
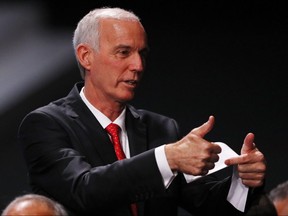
[75,112,118,164]
[125,106,147,157]
[64,83,149,164]
[65,82,118,165]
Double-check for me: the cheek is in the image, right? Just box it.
[107,58,127,70]
[97,56,126,72]
[91,54,129,81]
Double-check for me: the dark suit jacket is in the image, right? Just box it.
[18,82,262,216]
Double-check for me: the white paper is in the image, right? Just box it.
[184,142,239,182]
[227,166,249,212]
[183,142,249,212]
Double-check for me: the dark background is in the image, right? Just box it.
[1,0,287,212]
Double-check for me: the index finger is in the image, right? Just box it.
[225,154,248,166]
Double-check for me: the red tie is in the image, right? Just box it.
[105,123,138,216]
[105,123,126,160]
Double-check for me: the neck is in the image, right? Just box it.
[83,89,125,121]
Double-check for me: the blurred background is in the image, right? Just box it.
[0,0,287,211]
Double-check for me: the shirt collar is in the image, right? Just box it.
[79,87,126,131]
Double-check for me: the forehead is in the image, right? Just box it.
[11,200,54,215]
[99,18,147,46]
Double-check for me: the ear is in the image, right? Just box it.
[76,44,92,71]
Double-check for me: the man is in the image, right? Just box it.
[1,194,68,216]
[18,7,266,216]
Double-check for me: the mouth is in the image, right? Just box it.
[124,80,138,87]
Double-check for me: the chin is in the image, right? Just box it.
[120,94,135,103]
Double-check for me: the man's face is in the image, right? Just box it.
[274,198,288,216]
[87,18,148,105]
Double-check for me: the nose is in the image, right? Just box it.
[129,52,145,72]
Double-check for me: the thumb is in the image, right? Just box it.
[191,115,215,138]
[241,132,256,154]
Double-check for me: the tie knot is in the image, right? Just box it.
[105,123,120,136]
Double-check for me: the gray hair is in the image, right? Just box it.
[72,7,141,79]
[1,194,68,216]
[268,180,288,202]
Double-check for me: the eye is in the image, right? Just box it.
[116,47,131,58]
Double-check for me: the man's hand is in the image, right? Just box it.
[225,133,266,187]
[165,116,221,176]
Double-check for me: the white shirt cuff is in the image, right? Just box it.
[155,145,177,188]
